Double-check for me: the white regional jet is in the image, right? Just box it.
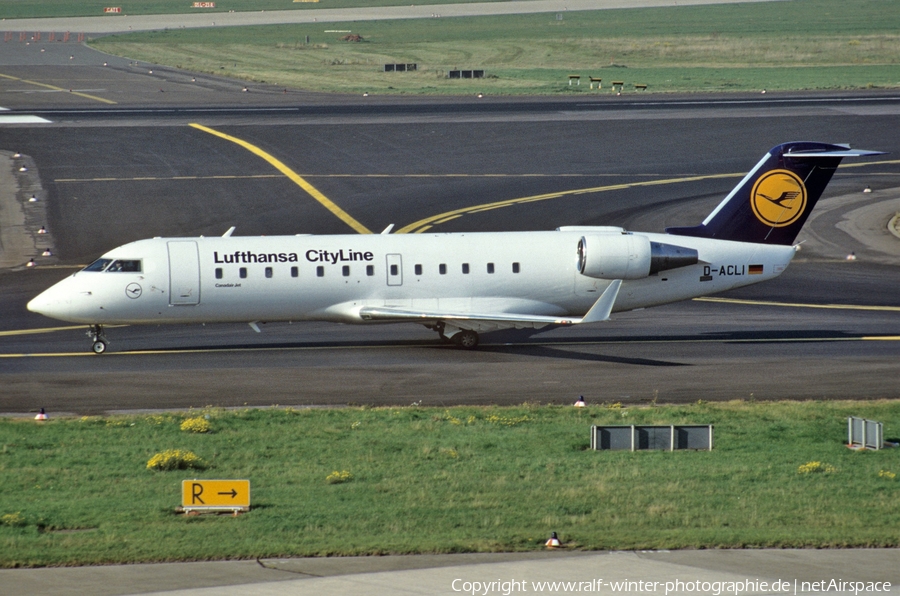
[28,142,881,353]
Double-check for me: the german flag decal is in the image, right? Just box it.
[748,264,764,275]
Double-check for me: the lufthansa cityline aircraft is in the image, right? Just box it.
[28,142,881,353]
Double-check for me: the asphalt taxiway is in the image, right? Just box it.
[3,549,899,596]
[1,94,898,414]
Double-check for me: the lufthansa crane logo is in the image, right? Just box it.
[125,283,143,299]
[750,169,807,227]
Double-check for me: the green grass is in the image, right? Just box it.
[85,0,900,95]
[2,401,900,567]
[0,0,505,19]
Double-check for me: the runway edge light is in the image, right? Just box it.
[545,531,562,548]
[35,408,48,421]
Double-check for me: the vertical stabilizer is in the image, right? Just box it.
[666,142,883,245]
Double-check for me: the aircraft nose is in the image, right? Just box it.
[27,286,70,320]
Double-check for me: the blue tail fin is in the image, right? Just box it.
[666,142,883,245]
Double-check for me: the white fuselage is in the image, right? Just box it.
[28,229,795,327]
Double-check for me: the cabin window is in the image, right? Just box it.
[390,264,398,276]
[512,262,520,273]
[265,267,273,278]
[366,265,374,276]
[215,268,223,280]
[487,263,495,274]
[317,266,325,277]
[342,265,350,277]
[291,266,299,278]
[106,259,142,273]
[414,264,422,276]
[462,263,470,274]
[439,264,447,275]
[239,267,247,279]
[83,258,112,272]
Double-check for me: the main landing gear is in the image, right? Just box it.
[453,330,479,349]
[87,324,108,354]
[428,323,480,350]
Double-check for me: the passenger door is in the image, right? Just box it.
[168,241,200,305]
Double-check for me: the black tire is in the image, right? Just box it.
[453,330,479,349]
[92,340,107,354]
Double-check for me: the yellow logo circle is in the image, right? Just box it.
[750,169,807,227]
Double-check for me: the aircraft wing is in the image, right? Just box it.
[358,280,621,330]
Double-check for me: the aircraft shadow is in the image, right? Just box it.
[477,344,687,367]
[125,328,864,359]
[483,328,866,345]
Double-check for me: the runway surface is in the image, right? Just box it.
[0,26,899,418]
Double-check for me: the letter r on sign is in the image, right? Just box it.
[192,482,205,504]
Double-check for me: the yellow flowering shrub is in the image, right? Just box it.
[485,414,530,427]
[1,512,26,527]
[797,461,836,475]
[180,417,211,433]
[146,449,206,471]
[326,470,353,484]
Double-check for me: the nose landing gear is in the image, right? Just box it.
[87,324,108,354]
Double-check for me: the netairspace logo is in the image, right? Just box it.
[450,578,893,595]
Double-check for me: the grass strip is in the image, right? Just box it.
[2,400,900,567]
[87,0,900,95]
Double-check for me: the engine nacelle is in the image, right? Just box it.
[577,234,699,280]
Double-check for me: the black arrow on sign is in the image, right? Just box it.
[218,489,238,498]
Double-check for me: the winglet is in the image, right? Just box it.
[580,279,621,323]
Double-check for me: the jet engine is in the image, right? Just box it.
[577,234,699,280]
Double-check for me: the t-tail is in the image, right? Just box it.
[666,142,884,246]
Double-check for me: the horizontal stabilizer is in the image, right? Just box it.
[783,149,884,158]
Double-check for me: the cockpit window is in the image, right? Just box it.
[83,258,113,272]
[106,260,142,273]
[82,259,142,272]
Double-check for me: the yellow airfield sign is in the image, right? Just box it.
[182,479,250,510]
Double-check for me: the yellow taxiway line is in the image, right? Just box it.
[1,332,898,359]
[694,297,900,312]
[396,173,744,234]
[189,123,372,234]
[397,159,900,234]
[0,325,88,337]
[0,72,117,104]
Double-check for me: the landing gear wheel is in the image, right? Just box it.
[453,330,480,350]
[87,324,108,354]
